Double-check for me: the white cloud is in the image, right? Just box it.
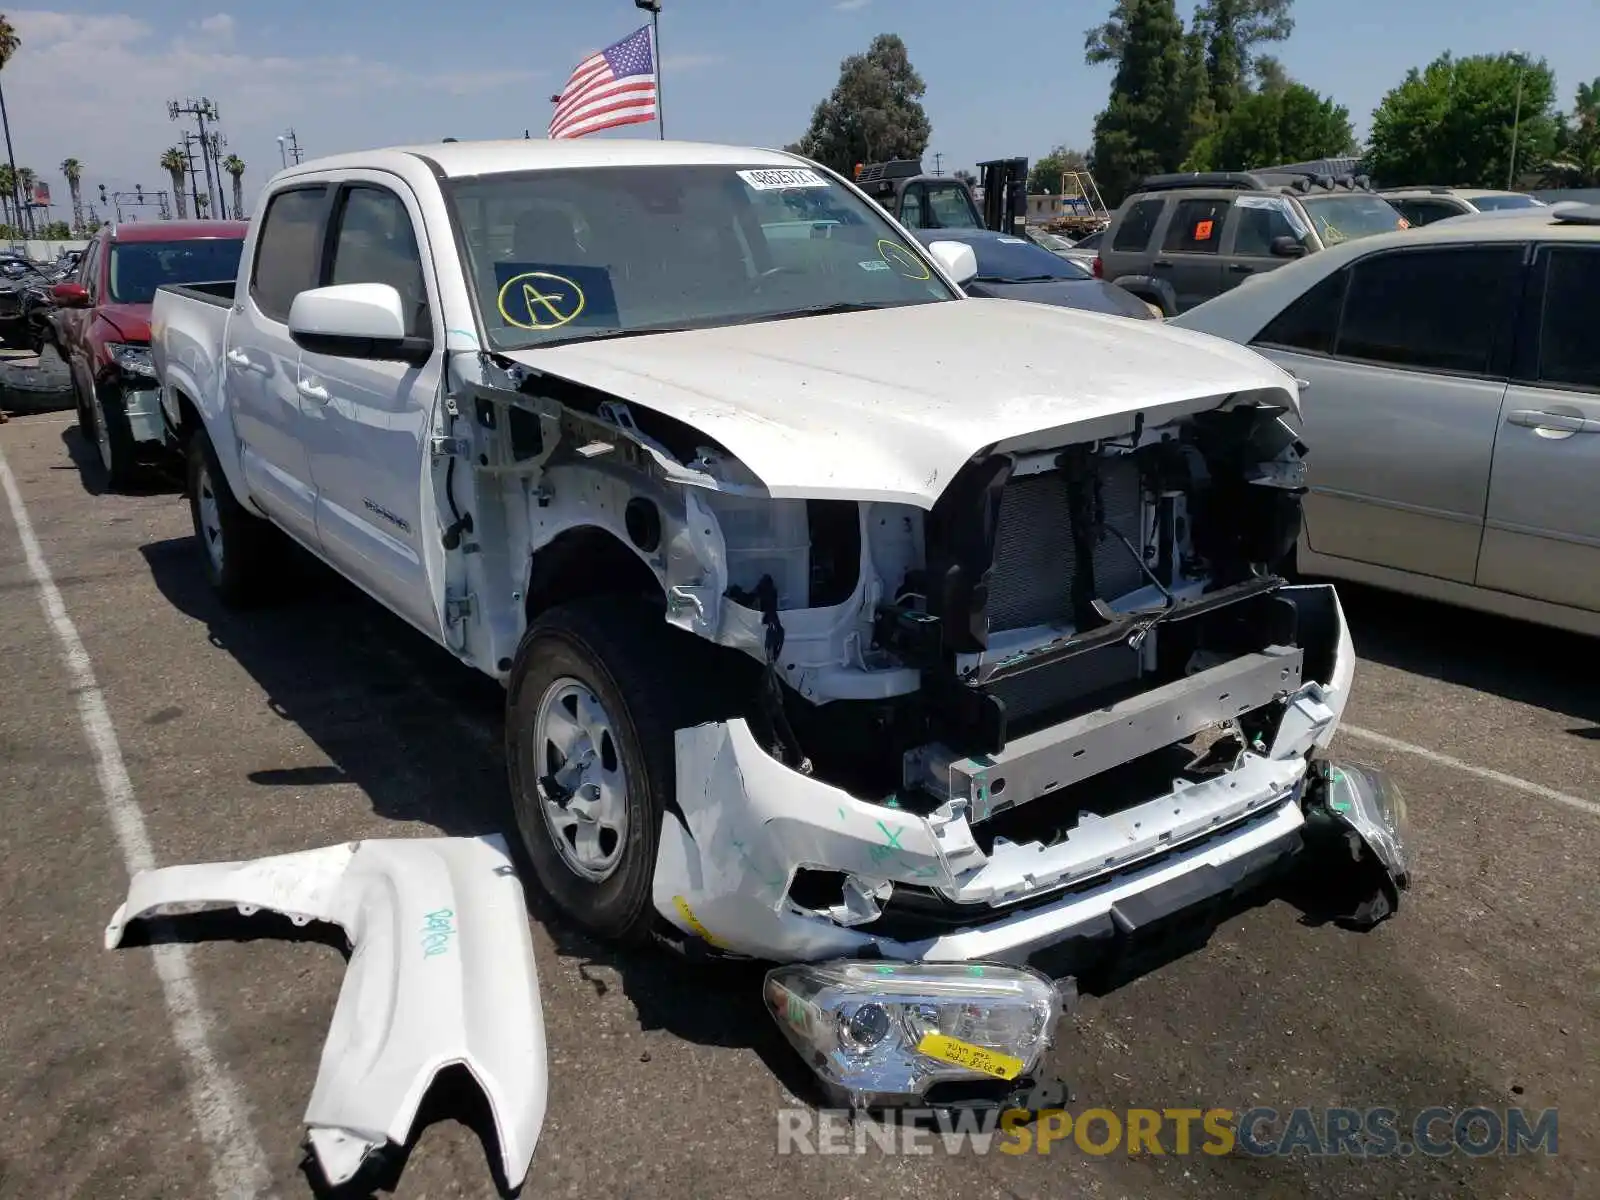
[195,13,234,41]
[833,0,872,10]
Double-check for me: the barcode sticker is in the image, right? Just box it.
[738,168,830,190]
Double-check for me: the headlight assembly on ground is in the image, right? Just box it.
[763,959,1068,1107]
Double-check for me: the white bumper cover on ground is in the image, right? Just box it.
[104,834,547,1190]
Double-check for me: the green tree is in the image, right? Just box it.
[60,157,83,233]
[1366,52,1558,188]
[1550,78,1600,186]
[160,147,189,219]
[1028,146,1089,193]
[0,163,13,228]
[1189,0,1294,116]
[0,15,19,232]
[223,154,246,218]
[1085,0,1207,204]
[1186,82,1356,170]
[38,219,70,239]
[790,34,931,174]
[952,167,976,186]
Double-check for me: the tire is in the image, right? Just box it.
[69,364,93,439]
[86,375,138,490]
[185,424,279,607]
[505,596,746,946]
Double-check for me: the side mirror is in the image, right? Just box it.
[287,283,431,366]
[925,240,979,286]
[1269,235,1307,259]
[51,281,90,306]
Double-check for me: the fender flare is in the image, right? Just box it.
[1110,274,1178,317]
[105,835,547,1190]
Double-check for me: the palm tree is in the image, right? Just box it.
[160,147,188,219]
[16,164,34,235]
[0,15,22,236]
[223,154,246,219]
[60,157,83,232]
[0,163,13,230]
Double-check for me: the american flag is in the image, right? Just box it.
[548,25,658,140]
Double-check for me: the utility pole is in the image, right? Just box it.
[281,128,303,165]
[1507,50,1526,190]
[0,71,23,237]
[207,130,227,218]
[180,132,205,220]
[934,153,944,175]
[169,98,222,217]
[635,0,664,139]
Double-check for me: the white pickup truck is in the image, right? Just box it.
[151,138,1409,1105]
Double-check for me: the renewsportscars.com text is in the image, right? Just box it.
[776,1106,1559,1158]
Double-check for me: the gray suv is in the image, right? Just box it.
[1094,171,1407,315]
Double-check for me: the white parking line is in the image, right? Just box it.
[0,448,277,1199]
[1341,724,1600,819]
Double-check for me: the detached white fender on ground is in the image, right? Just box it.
[104,834,547,1191]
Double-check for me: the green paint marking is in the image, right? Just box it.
[875,821,904,851]
[967,965,986,977]
[875,965,895,976]
[838,806,847,822]
[884,794,902,809]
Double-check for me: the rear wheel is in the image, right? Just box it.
[186,425,280,607]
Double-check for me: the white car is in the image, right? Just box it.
[1173,202,1600,637]
[150,137,1406,1108]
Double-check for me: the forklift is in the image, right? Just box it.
[851,156,1030,236]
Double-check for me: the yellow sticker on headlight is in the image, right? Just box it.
[916,1033,1024,1080]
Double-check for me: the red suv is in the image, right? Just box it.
[52,220,247,488]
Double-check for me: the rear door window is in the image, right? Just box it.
[1334,245,1525,375]
[1253,269,1349,355]
[249,185,329,322]
[1162,198,1229,254]
[1534,245,1600,390]
[1112,198,1164,251]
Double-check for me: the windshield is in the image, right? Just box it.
[962,235,1092,282]
[1300,194,1408,246]
[447,164,959,350]
[1030,232,1074,251]
[108,239,245,304]
[921,181,983,229]
[1471,194,1542,212]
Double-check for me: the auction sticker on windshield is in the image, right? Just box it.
[739,168,830,190]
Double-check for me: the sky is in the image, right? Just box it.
[1,0,1592,224]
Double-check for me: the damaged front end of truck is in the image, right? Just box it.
[432,323,1410,1110]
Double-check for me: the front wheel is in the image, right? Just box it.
[87,376,138,490]
[505,597,745,946]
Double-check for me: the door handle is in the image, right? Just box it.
[297,379,330,403]
[1152,259,1173,269]
[1228,264,1254,273]
[1507,408,1600,434]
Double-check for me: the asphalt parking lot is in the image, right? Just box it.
[1,409,1596,1200]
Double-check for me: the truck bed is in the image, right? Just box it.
[157,280,236,306]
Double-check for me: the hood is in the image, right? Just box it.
[970,278,1157,320]
[97,302,152,343]
[505,298,1299,509]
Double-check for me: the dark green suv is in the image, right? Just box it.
[1094,170,1408,315]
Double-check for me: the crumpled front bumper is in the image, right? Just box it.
[653,583,1406,966]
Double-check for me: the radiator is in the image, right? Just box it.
[987,455,1147,633]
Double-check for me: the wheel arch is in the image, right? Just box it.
[523,524,667,627]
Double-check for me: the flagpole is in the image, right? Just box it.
[636,0,664,140]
